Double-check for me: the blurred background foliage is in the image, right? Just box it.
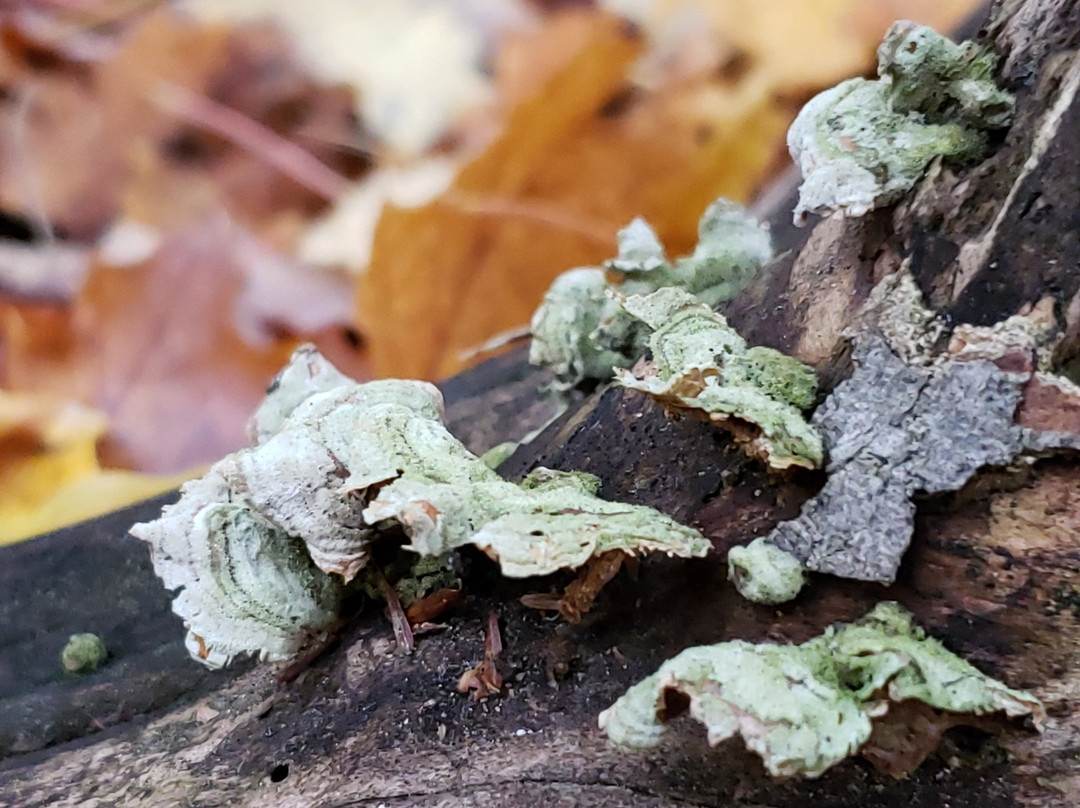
[0,0,979,542]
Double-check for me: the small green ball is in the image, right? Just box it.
[729,539,805,605]
[62,633,108,674]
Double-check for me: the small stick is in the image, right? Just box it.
[376,567,415,654]
[153,81,351,201]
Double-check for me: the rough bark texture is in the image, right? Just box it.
[3,1,1080,805]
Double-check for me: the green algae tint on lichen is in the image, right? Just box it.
[599,602,1044,778]
[614,288,822,470]
[529,199,772,389]
[788,21,1014,222]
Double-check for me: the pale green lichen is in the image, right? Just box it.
[479,440,519,470]
[788,21,1014,222]
[529,199,771,388]
[614,289,822,470]
[728,538,805,605]
[61,633,108,674]
[528,267,647,388]
[368,553,460,609]
[364,467,709,579]
[248,344,354,444]
[135,346,709,668]
[599,602,1044,778]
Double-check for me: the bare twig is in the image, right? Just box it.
[153,81,351,201]
[376,567,415,654]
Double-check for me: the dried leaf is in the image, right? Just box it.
[1,221,368,472]
[405,588,465,625]
[556,549,627,623]
[458,612,504,701]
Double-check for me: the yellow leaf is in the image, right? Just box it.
[0,391,193,545]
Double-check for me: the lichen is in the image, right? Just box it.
[727,538,805,605]
[788,21,1014,222]
[528,267,647,388]
[599,602,1044,778]
[748,272,1080,596]
[529,199,771,388]
[135,346,709,668]
[364,467,709,579]
[479,440,519,470]
[61,633,108,674]
[614,288,822,470]
[247,344,354,444]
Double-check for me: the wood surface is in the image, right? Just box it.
[4,1,1080,804]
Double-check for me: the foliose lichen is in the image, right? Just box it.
[788,21,1014,222]
[599,602,1044,778]
[134,346,709,668]
[61,633,108,674]
[614,288,822,470]
[365,467,708,579]
[529,199,772,388]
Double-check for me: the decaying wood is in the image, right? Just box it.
[3,1,1080,804]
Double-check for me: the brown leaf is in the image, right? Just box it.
[0,219,368,472]
[405,588,465,625]
[377,566,415,654]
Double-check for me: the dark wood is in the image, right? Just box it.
[4,2,1080,805]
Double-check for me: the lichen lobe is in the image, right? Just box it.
[599,603,1044,778]
[788,21,1014,222]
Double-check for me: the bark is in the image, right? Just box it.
[3,1,1080,805]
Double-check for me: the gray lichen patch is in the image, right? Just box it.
[61,633,108,674]
[788,21,1014,222]
[752,273,1080,594]
[599,602,1044,779]
[529,199,771,389]
[614,289,822,470]
[134,346,710,669]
